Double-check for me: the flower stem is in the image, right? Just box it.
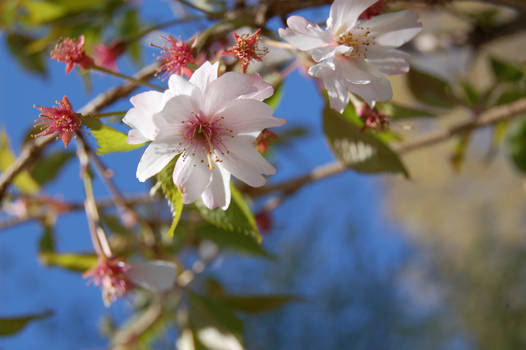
[91,111,126,119]
[92,64,164,91]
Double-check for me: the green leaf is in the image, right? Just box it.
[38,223,55,253]
[213,295,299,313]
[23,1,66,25]
[31,151,75,186]
[157,158,184,237]
[82,116,145,155]
[0,131,40,194]
[39,252,98,272]
[375,102,436,121]
[194,224,271,258]
[490,57,525,83]
[506,118,526,173]
[264,82,284,110]
[323,106,409,177]
[407,69,454,108]
[0,310,52,337]
[5,32,46,75]
[494,86,526,106]
[449,133,471,173]
[461,82,480,107]
[196,184,261,242]
[118,9,142,65]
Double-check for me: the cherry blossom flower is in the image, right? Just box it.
[279,0,421,113]
[223,28,268,73]
[51,35,94,74]
[359,0,388,20]
[93,41,126,72]
[84,258,177,306]
[123,61,286,210]
[153,36,196,79]
[34,96,82,148]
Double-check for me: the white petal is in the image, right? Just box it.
[155,94,198,125]
[189,61,218,90]
[219,135,275,187]
[327,0,378,33]
[136,142,177,182]
[220,99,285,134]
[278,16,329,51]
[123,107,157,141]
[203,72,269,115]
[324,75,350,114]
[336,56,376,84]
[173,151,213,204]
[130,91,165,113]
[367,10,422,47]
[127,129,149,144]
[366,47,410,75]
[237,74,274,101]
[168,74,195,96]
[346,76,393,106]
[201,165,231,210]
[126,260,177,291]
[310,45,352,62]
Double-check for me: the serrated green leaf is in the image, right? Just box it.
[82,116,145,155]
[407,69,454,108]
[0,310,52,337]
[157,158,184,237]
[506,118,526,173]
[0,132,40,194]
[5,32,46,76]
[194,224,271,258]
[39,252,98,272]
[323,106,409,177]
[490,57,525,83]
[264,82,283,110]
[31,151,75,186]
[213,295,299,313]
[196,184,261,242]
[375,101,436,121]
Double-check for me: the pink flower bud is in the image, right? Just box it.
[34,96,82,148]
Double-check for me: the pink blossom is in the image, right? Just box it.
[94,41,126,72]
[34,96,82,148]
[154,36,196,79]
[50,35,94,74]
[224,28,268,73]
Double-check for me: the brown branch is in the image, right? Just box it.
[249,96,526,198]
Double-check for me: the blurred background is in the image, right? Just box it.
[1,1,526,349]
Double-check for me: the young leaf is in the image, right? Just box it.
[506,118,526,174]
[82,116,145,155]
[196,184,261,242]
[5,32,46,76]
[213,295,300,313]
[38,223,55,253]
[0,310,52,337]
[0,131,40,194]
[31,151,75,186]
[490,57,525,83]
[323,107,409,177]
[264,82,284,110]
[39,252,98,272]
[407,69,454,108]
[157,158,184,237]
[194,224,272,258]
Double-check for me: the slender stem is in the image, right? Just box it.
[91,111,126,119]
[92,65,164,91]
[263,39,294,50]
[126,16,206,45]
[77,134,113,258]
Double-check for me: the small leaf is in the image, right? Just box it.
[461,82,480,107]
[82,116,145,155]
[490,57,524,83]
[214,295,299,313]
[506,118,526,173]
[157,158,184,237]
[5,32,46,75]
[22,1,66,25]
[31,151,75,186]
[323,107,409,177]
[38,223,55,253]
[375,102,436,121]
[196,184,261,242]
[0,131,40,194]
[264,82,284,110]
[194,224,271,258]
[39,252,98,272]
[407,69,454,108]
[0,310,52,337]
[449,133,471,173]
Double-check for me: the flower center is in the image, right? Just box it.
[180,113,234,170]
[336,25,375,58]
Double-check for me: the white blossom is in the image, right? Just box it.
[123,61,285,210]
[279,0,422,112]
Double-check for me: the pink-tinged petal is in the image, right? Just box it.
[278,16,329,51]
[123,107,158,141]
[136,143,177,182]
[126,261,177,291]
[346,75,393,106]
[168,74,195,96]
[325,76,351,114]
[201,166,231,210]
[219,135,275,187]
[237,74,274,101]
[336,56,377,84]
[154,95,197,126]
[327,0,378,33]
[310,45,352,62]
[366,47,410,75]
[130,91,165,113]
[127,129,150,144]
[220,99,285,134]
[189,61,218,90]
[367,10,422,47]
[173,151,213,204]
